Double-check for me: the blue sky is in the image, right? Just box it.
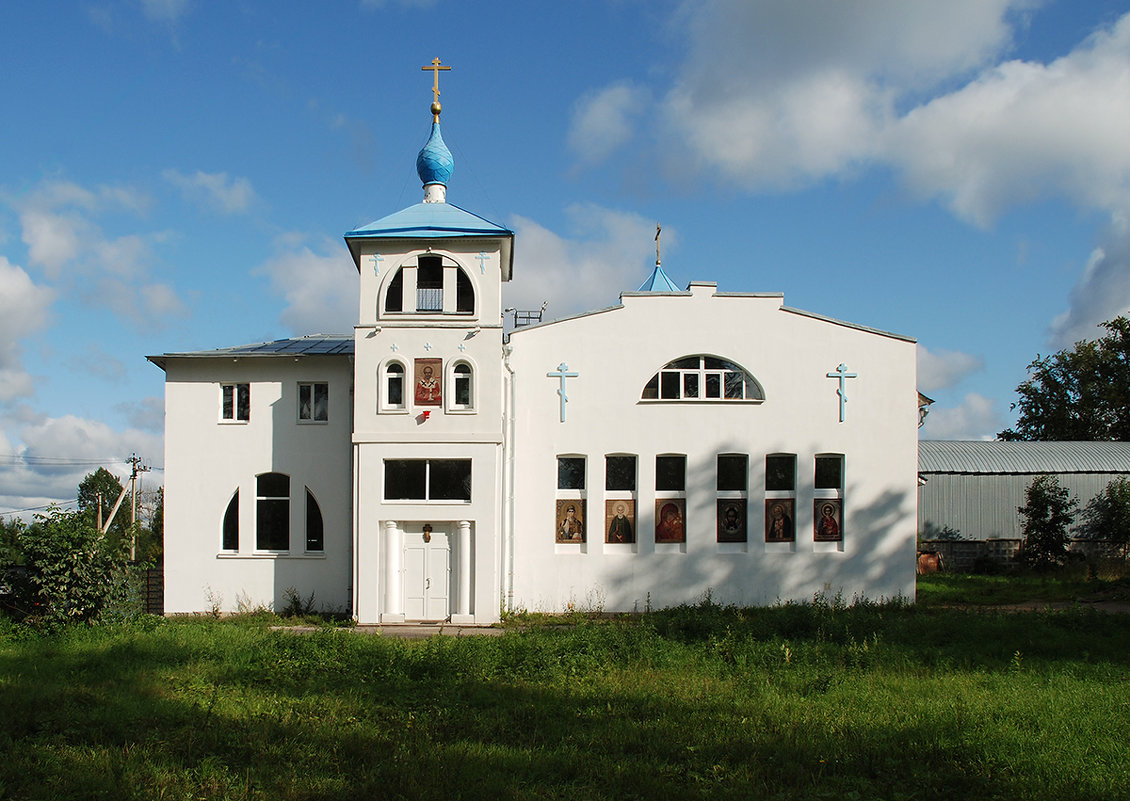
[2,0,1130,515]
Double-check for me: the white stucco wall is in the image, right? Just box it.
[505,283,919,613]
[351,239,508,625]
[161,355,353,615]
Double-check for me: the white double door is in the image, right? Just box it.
[403,529,451,621]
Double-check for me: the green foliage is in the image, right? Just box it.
[1018,475,1078,570]
[1079,477,1130,557]
[77,466,128,537]
[14,506,132,624]
[1000,316,1130,440]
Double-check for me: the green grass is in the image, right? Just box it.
[2,589,1130,800]
[917,562,1130,606]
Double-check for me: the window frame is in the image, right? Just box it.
[220,382,250,423]
[297,381,329,423]
[640,355,764,403]
[445,360,475,413]
[255,472,290,552]
[383,458,473,503]
[380,360,409,413]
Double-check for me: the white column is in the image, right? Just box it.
[381,521,405,623]
[451,520,473,624]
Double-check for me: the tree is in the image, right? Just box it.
[1078,477,1130,558]
[1017,475,1078,570]
[999,316,1130,441]
[77,467,129,539]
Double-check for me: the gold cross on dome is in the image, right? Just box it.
[422,57,451,104]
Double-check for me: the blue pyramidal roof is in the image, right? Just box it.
[638,264,681,292]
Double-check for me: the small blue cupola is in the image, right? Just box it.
[417,120,454,201]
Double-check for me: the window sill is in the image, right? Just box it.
[382,499,472,505]
[219,420,250,425]
[297,419,330,425]
[638,398,763,405]
[217,552,327,559]
[379,407,410,415]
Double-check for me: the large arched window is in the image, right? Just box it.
[641,355,764,402]
[381,255,476,317]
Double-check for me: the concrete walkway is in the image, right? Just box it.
[274,623,507,639]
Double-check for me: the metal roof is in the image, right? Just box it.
[919,440,1130,474]
[147,335,354,370]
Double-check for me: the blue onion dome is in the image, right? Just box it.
[416,121,454,188]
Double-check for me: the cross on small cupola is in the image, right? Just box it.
[421,57,451,121]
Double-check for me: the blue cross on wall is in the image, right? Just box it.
[826,363,858,422]
[546,362,579,422]
[371,253,384,276]
[477,251,489,274]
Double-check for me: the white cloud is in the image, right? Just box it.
[1048,215,1130,347]
[568,82,650,165]
[0,256,54,403]
[0,413,163,515]
[919,393,1003,440]
[256,238,358,334]
[504,204,662,318]
[916,344,984,394]
[887,15,1130,225]
[163,169,257,214]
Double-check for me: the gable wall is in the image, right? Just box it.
[505,286,919,612]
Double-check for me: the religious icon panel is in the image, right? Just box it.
[655,499,686,543]
[605,499,636,543]
[555,499,586,543]
[414,358,442,406]
[716,499,747,543]
[814,499,843,542]
[764,498,796,542]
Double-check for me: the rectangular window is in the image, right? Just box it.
[416,255,443,312]
[765,454,796,491]
[384,459,472,502]
[298,382,329,422]
[815,455,844,490]
[605,455,637,491]
[256,473,289,551]
[557,457,586,490]
[717,454,748,491]
[656,455,686,491]
[221,383,250,422]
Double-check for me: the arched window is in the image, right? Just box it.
[222,490,239,551]
[305,488,324,552]
[450,362,473,410]
[384,361,406,411]
[641,356,764,402]
[381,256,476,317]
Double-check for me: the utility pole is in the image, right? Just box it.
[125,454,150,561]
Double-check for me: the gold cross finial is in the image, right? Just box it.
[421,57,451,120]
[655,223,662,266]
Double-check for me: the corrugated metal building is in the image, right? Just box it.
[918,441,1130,540]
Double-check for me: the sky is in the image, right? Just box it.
[2,0,1130,516]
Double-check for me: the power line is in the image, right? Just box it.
[0,499,80,517]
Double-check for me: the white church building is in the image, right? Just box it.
[151,73,920,624]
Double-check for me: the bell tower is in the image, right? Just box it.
[345,60,513,625]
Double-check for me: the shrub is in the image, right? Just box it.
[1017,474,1078,570]
[14,507,132,625]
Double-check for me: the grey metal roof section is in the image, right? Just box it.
[919,440,1130,474]
[148,335,354,370]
